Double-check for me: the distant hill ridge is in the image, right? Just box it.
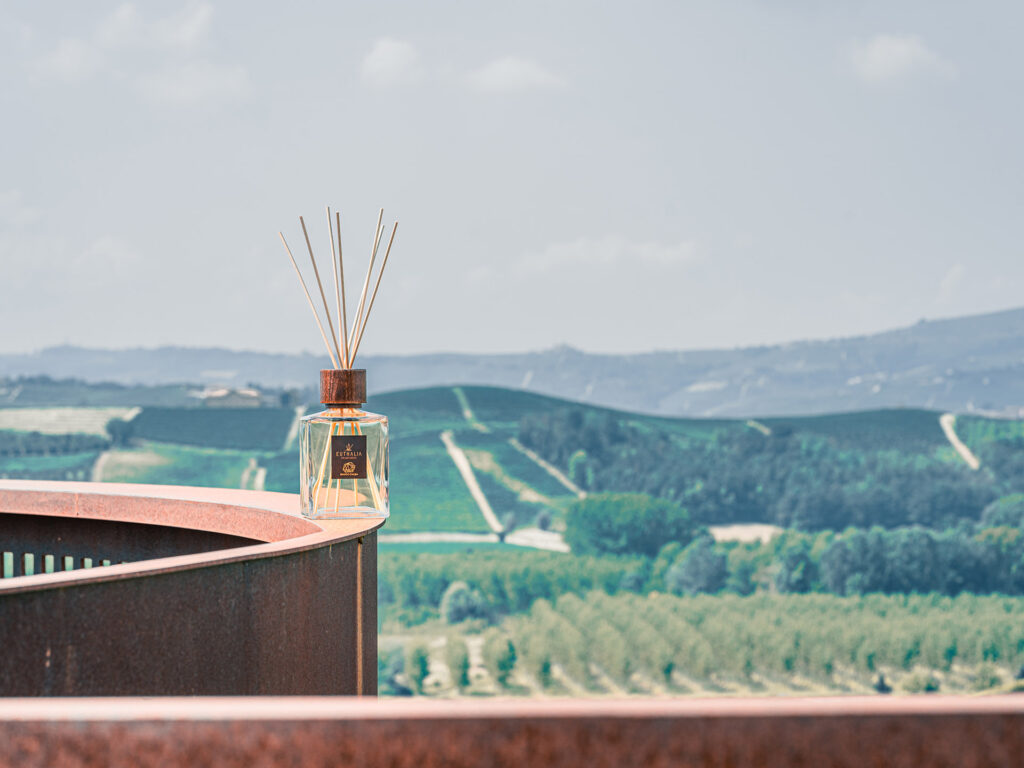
[2,306,1023,418]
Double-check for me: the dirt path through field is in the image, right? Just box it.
[240,457,257,489]
[940,413,981,470]
[507,437,585,498]
[746,419,772,436]
[90,407,142,481]
[90,451,110,482]
[440,430,503,534]
[503,527,570,552]
[452,387,489,433]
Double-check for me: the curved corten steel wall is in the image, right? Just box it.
[0,480,382,697]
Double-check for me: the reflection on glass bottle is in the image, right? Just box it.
[299,369,388,519]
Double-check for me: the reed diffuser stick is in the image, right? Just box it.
[300,216,343,368]
[327,207,346,368]
[278,232,339,369]
[350,221,398,363]
[312,420,336,511]
[356,421,385,510]
[336,211,351,368]
[348,209,384,356]
[334,420,345,515]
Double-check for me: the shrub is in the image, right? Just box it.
[446,635,471,691]
[483,630,518,688]
[981,494,1024,528]
[971,663,1003,691]
[666,536,727,594]
[564,493,696,557]
[440,581,491,624]
[378,647,410,696]
[406,642,430,694]
[902,672,941,694]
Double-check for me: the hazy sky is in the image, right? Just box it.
[1,1,1021,357]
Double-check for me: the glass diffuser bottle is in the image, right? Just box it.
[300,368,389,519]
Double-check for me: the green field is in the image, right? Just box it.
[763,408,949,451]
[0,451,99,480]
[261,450,299,493]
[387,432,489,532]
[131,407,295,451]
[99,442,255,488]
[456,387,574,432]
[456,430,574,499]
[378,541,520,555]
[367,388,466,437]
[0,386,1021,538]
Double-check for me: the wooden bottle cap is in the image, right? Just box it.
[320,369,366,405]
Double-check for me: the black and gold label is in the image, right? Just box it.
[331,434,368,480]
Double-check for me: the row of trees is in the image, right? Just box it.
[509,592,1023,690]
[379,629,518,696]
[562,492,1024,597]
[647,521,1024,598]
[519,408,1007,531]
[0,431,109,456]
[378,550,638,627]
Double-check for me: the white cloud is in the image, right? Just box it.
[139,61,249,106]
[520,236,699,273]
[850,34,955,84]
[96,2,212,50]
[360,38,421,86]
[468,56,564,93]
[29,2,241,107]
[33,38,103,82]
[95,3,143,48]
[155,3,213,49]
[937,263,966,303]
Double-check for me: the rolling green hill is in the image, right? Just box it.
[0,385,1021,536]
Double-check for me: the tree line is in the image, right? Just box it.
[519,408,1011,531]
[379,493,1024,632]
[0,431,109,457]
[568,492,1024,598]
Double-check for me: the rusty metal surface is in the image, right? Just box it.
[0,696,1022,768]
[0,480,321,542]
[0,512,260,567]
[0,483,381,697]
[360,534,378,696]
